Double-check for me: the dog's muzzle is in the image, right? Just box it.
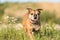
[31,20,37,24]
[34,14,37,19]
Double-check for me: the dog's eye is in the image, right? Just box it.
[31,13,33,15]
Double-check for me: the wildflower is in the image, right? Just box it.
[4,16,9,19]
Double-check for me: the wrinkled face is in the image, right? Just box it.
[29,10,40,22]
[27,8,42,22]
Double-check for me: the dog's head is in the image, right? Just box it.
[27,8,43,23]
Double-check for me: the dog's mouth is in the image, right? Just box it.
[31,19,38,23]
[31,19,37,22]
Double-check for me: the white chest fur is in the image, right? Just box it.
[33,24,37,29]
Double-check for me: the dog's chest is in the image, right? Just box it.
[33,24,37,29]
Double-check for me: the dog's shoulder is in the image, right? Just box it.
[23,14,29,20]
[22,14,29,25]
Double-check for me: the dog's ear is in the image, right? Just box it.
[26,8,32,13]
[36,9,43,12]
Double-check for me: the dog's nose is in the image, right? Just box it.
[34,17,37,19]
[34,14,37,19]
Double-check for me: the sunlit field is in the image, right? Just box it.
[0,3,60,40]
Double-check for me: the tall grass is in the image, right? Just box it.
[0,10,60,40]
[0,24,30,40]
[0,23,60,40]
[40,11,60,25]
[40,11,56,23]
[0,3,60,40]
[0,4,4,20]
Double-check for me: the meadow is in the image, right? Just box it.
[0,3,60,40]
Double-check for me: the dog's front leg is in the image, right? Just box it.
[27,30,34,40]
[35,25,40,31]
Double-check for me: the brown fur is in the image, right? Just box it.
[22,8,42,40]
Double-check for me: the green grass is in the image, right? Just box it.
[0,23,59,40]
[0,3,60,40]
[40,11,60,25]
[0,10,59,40]
[0,24,30,40]
[40,11,56,23]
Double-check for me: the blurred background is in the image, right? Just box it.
[0,0,60,40]
[0,0,60,24]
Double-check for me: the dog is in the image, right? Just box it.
[22,8,43,40]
